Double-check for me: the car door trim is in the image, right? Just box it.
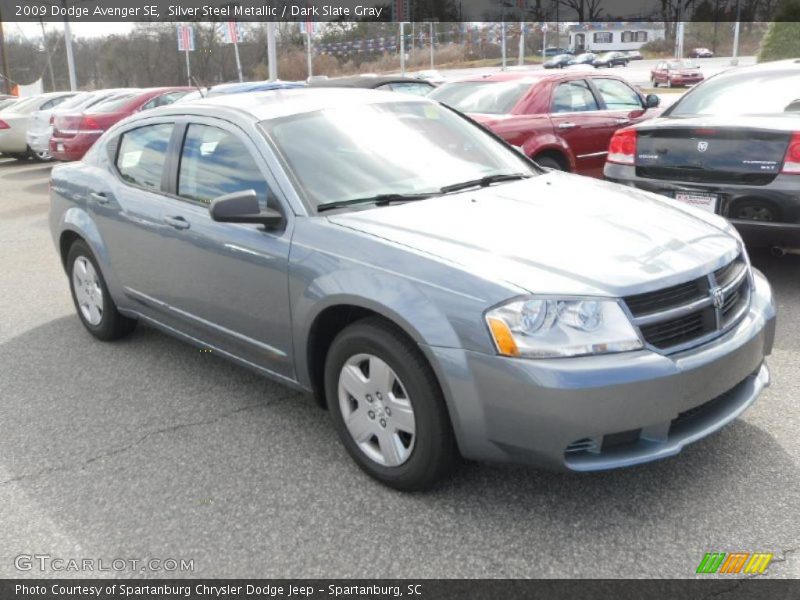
[123,286,288,358]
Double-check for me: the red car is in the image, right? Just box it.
[650,59,705,88]
[428,71,661,178]
[50,87,191,161]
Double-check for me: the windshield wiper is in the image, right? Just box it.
[439,173,530,194]
[317,192,437,213]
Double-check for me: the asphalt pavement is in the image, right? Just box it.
[0,156,797,579]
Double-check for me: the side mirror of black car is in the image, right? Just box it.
[209,190,283,228]
[645,94,660,109]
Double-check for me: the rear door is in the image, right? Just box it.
[548,78,617,177]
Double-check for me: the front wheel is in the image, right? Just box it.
[651,78,658,88]
[67,240,137,341]
[325,317,458,491]
[28,146,53,162]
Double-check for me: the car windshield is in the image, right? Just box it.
[668,60,697,69]
[669,69,800,117]
[428,81,530,114]
[261,100,538,210]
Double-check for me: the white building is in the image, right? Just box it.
[568,23,665,53]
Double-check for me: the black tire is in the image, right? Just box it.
[66,240,137,341]
[324,317,458,491]
[27,145,53,162]
[534,154,565,171]
[651,78,658,88]
[732,199,778,223]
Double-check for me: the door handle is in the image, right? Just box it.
[163,215,191,230]
[90,192,109,205]
[615,118,631,125]
[558,122,578,129]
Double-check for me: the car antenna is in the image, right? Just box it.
[190,76,207,98]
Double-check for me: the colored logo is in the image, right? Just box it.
[696,552,773,574]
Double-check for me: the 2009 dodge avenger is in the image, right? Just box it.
[50,89,775,490]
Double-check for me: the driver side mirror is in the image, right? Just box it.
[209,190,283,229]
[645,94,660,109]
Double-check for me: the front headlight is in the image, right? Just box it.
[485,297,643,358]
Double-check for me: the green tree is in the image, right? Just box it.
[758,1,800,62]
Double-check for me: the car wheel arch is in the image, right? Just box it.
[532,147,571,171]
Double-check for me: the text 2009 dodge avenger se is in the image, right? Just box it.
[50,90,775,490]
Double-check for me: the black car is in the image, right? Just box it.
[307,75,435,96]
[592,52,630,68]
[604,60,800,250]
[543,46,572,57]
[543,54,573,69]
[567,53,597,66]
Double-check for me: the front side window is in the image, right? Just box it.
[429,81,531,114]
[593,78,642,110]
[262,100,538,210]
[552,80,599,113]
[115,123,173,191]
[177,124,270,207]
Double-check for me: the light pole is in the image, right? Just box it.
[731,0,741,65]
[266,22,277,81]
[62,1,77,90]
[400,22,405,75]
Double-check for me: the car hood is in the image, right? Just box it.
[326,171,739,297]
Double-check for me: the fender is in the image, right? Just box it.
[522,132,577,171]
[58,206,128,310]
[291,267,463,390]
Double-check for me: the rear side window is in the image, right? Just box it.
[177,124,269,207]
[593,79,642,109]
[552,80,599,113]
[115,123,173,191]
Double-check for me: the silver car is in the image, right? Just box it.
[49,90,776,490]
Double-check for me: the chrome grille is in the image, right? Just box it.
[623,255,750,353]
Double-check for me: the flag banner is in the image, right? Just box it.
[219,21,244,44]
[177,24,195,51]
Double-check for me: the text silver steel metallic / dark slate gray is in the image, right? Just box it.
[49,89,776,490]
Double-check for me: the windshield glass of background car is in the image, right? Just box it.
[428,81,530,114]
[668,60,697,69]
[669,71,800,116]
[262,101,537,209]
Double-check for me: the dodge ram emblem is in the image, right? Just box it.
[697,141,709,152]
[711,287,725,309]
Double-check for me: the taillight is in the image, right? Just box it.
[781,132,800,174]
[0,120,9,130]
[79,116,101,131]
[607,128,638,165]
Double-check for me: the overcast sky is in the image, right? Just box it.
[6,21,134,41]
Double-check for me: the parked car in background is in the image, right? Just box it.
[605,60,800,250]
[0,97,19,112]
[690,47,714,58]
[50,87,190,161]
[567,53,597,67]
[27,89,136,160]
[543,54,573,69]
[50,89,775,490]
[625,50,644,60]
[308,75,435,95]
[592,51,630,68]
[409,70,447,86]
[430,71,660,178]
[0,92,76,160]
[207,81,304,96]
[543,46,572,57]
[651,59,704,88]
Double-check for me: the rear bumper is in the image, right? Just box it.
[604,162,800,248]
[49,133,98,161]
[423,270,775,471]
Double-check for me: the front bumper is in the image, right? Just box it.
[605,162,800,248]
[27,129,52,154]
[423,270,775,471]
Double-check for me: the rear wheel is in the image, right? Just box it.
[28,145,52,162]
[324,317,458,491]
[733,200,777,223]
[67,240,137,341]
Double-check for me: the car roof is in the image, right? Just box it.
[158,88,429,122]
[308,75,433,88]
